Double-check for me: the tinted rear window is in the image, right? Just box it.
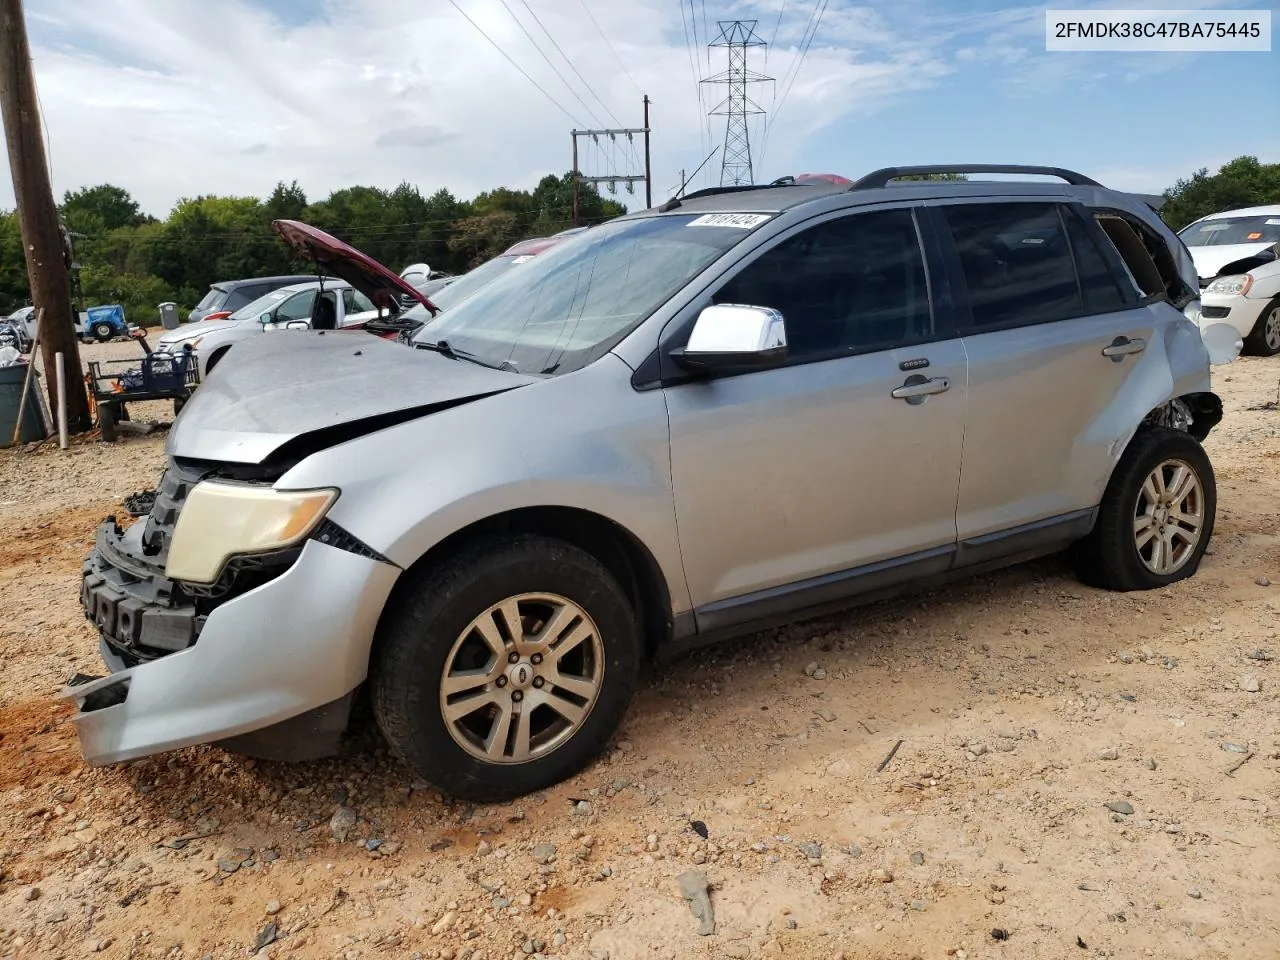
[195,288,228,311]
[941,203,1083,330]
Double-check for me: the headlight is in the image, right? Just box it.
[1205,274,1252,296]
[165,482,338,584]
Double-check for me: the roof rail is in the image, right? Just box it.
[850,165,1103,190]
[657,182,789,213]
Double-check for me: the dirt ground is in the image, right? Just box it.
[1,341,1278,960]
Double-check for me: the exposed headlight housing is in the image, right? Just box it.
[165,482,338,584]
[1205,274,1253,297]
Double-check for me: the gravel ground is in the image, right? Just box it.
[1,343,1278,960]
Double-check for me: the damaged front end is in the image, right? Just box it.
[63,457,402,766]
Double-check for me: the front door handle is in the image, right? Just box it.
[1102,336,1147,360]
[891,375,950,403]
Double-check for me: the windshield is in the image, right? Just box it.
[1179,215,1280,247]
[229,287,296,321]
[409,214,763,374]
[431,255,527,310]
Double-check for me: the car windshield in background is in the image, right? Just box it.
[409,214,765,374]
[1179,216,1280,247]
[229,288,293,321]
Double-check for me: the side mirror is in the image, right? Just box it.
[671,304,788,372]
[259,313,273,325]
[1201,321,1243,366]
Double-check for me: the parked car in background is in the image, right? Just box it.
[157,280,378,379]
[189,275,316,323]
[1178,204,1280,285]
[69,164,1241,803]
[1198,243,1280,355]
[399,262,451,287]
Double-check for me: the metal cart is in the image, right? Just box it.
[86,335,199,441]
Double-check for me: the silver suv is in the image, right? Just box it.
[68,165,1240,801]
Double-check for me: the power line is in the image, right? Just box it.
[576,0,644,98]
[517,0,623,127]
[678,0,707,165]
[760,0,827,170]
[447,0,581,125]
[495,0,603,127]
[768,0,790,52]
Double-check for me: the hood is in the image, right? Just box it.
[271,220,439,317]
[167,328,535,465]
[158,318,245,343]
[1189,242,1276,281]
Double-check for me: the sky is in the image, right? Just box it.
[2,0,1277,219]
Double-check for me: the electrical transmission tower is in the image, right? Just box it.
[702,21,772,187]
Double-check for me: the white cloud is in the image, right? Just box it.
[2,0,962,215]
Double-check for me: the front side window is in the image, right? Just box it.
[1179,215,1280,247]
[343,288,375,316]
[410,214,763,375]
[276,290,317,322]
[710,208,932,360]
[942,202,1082,330]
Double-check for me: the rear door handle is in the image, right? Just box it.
[891,375,950,402]
[1102,336,1146,360]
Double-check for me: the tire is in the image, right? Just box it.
[98,401,117,442]
[372,535,641,802]
[1243,297,1280,357]
[93,322,114,343]
[1072,426,1216,591]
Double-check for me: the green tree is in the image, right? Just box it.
[0,210,29,311]
[1160,156,1280,230]
[60,183,150,234]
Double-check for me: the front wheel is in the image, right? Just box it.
[93,322,114,342]
[1243,297,1280,357]
[372,535,641,802]
[1072,427,1216,591]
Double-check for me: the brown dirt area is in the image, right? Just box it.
[1,343,1278,960]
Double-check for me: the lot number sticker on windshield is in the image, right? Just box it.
[687,213,771,229]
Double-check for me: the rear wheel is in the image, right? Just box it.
[92,322,114,342]
[372,535,641,802]
[1072,427,1215,591]
[1243,297,1280,357]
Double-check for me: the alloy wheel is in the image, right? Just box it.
[1133,458,1205,576]
[1265,307,1280,352]
[438,593,605,764]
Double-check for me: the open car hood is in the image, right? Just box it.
[271,219,439,316]
[167,331,535,465]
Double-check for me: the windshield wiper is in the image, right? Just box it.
[415,339,519,373]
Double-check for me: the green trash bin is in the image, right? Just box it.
[0,362,49,448]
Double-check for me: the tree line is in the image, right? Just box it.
[1,156,1277,323]
[0,172,626,322]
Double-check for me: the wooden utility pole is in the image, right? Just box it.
[571,131,579,228]
[642,95,652,208]
[0,0,91,433]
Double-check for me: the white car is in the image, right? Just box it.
[1179,205,1280,356]
[1198,254,1280,356]
[1178,204,1280,283]
[156,280,379,379]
